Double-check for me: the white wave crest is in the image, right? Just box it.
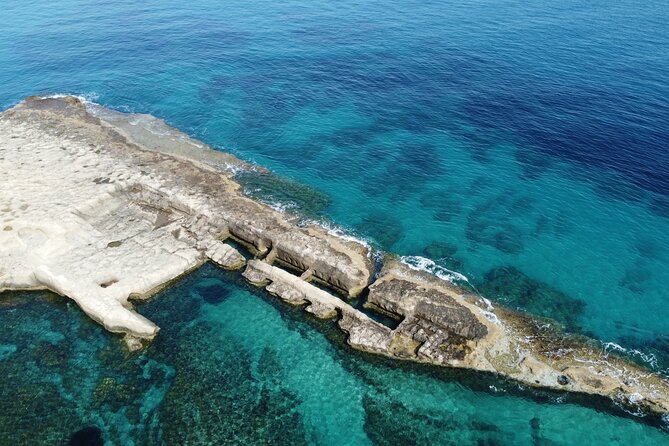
[482,310,501,325]
[602,342,659,370]
[299,218,374,253]
[400,255,468,283]
[39,92,100,103]
[265,200,298,213]
[399,255,499,317]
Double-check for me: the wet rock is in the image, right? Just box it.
[123,334,144,352]
[304,300,338,319]
[364,261,491,366]
[388,331,421,358]
[338,311,393,353]
[368,277,487,341]
[243,260,348,319]
[269,226,372,296]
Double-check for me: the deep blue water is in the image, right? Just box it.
[2,0,669,444]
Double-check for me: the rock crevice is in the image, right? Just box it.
[1,96,667,417]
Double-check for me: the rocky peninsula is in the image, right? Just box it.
[1,96,667,417]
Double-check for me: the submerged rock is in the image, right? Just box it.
[2,95,668,419]
[480,266,586,332]
[235,170,332,218]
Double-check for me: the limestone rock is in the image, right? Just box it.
[304,301,338,319]
[338,311,393,354]
[205,240,245,270]
[2,95,668,417]
[0,96,372,339]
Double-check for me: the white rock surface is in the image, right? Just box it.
[0,95,372,339]
[0,117,203,337]
[0,97,251,338]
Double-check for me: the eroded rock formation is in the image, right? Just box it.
[1,96,667,416]
[0,96,372,343]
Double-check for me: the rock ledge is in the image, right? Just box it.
[1,96,667,417]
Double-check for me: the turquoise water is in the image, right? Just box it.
[2,265,668,445]
[2,0,669,443]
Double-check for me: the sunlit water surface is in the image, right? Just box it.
[1,0,669,443]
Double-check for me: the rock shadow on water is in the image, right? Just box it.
[479,266,586,333]
[193,278,233,305]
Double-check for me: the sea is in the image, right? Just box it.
[1,0,669,444]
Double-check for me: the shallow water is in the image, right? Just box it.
[1,265,668,445]
[1,0,669,443]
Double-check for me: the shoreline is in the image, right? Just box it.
[1,95,668,417]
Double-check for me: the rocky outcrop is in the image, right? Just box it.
[0,96,373,339]
[241,256,669,416]
[361,260,669,416]
[242,259,393,352]
[366,271,488,362]
[1,95,668,418]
